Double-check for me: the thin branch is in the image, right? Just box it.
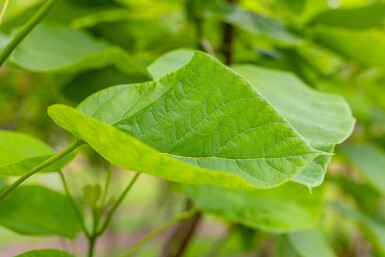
[0,139,83,201]
[0,0,59,66]
[58,170,91,237]
[97,172,141,236]
[0,0,10,26]
[121,208,198,257]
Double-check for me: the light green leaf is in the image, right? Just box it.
[313,26,385,69]
[15,249,74,257]
[231,65,355,187]
[0,185,82,238]
[0,131,74,177]
[288,230,337,257]
[148,49,355,187]
[48,51,325,189]
[10,24,142,74]
[186,183,323,232]
[309,4,385,29]
[340,144,385,195]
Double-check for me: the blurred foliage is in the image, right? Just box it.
[1,0,385,256]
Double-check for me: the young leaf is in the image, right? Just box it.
[15,249,74,257]
[0,131,74,177]
[340,144,385,195]
[0,185,82,238]
[288,230,337,257]
[48,51,325,189]
[83,184,102,208]
[9,24,143,74]
[185,183,323,232]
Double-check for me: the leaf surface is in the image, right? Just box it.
[186,183,323,232]
[0,131,73,177]
[49,51,324,189]
[0,185,81,238]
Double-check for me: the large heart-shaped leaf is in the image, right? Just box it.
[9,24,143,74]
[185,183,323,232]
[0,131,74,177]
[148,49,355,187]
[0,185,81,238]
[48,51,325,189]
[15,250,74,257]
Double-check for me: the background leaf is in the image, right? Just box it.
[186,183,323,232]
[0,185,82,238]
[0,131,74,177]
[15,249,74,257]
[288,230,337,257]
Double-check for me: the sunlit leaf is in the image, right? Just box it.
[186,183,323,232]
[0,131,74,177]
[48,51,325,189]
[0,185,82,238]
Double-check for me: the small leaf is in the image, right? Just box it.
[0,131,74,177]
[0,185,82,238]
[288,230,337,257]
[15,249,74,257]
[49,51,325,189]
[186,183,323,232]
[83,184,102,208]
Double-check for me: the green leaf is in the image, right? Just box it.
[288,230,337,257]
[10,24,142,74]
[0,131,74,177]
[309,4,385,29]
[48,51,325,189]
[15,249,74,257]
[0,185,82,238]
[83,184,102,208]
[313,26,385,69]
[186,183,323,232]
[340,144,385,195]
[148,49,355,187]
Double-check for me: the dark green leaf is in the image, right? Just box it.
[0,185,82,238]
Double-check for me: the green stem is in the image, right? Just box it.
[0,0,59,67]
[58,170,91,238]
[121,208,198,257]
[0,139,83,201]
[0,0,10,26]
[88,236,97,257]
[101,163,112,206]
[97,172,140,236]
